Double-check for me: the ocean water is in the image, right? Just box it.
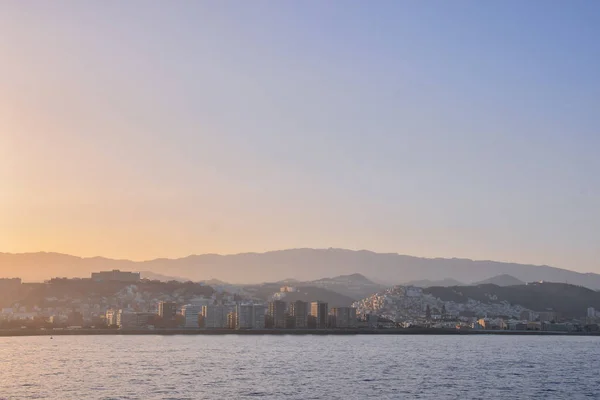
[1,335,599,399]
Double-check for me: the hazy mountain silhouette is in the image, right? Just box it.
[472,274,525,287]
[139,271,189,282]
[2,248,600,289]
[298,273,385,300]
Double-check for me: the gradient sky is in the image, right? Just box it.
[1,1,599,272]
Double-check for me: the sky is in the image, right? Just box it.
[1,1,599,272]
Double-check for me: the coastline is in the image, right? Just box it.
[1,328,599,337]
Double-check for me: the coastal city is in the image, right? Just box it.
[1,269,599,334]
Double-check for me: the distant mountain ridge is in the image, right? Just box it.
[472,274,525,287]
[403,278,465,288]
[1,249,600,290]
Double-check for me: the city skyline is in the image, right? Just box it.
[2,2,600,272]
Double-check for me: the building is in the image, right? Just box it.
[227,312,237,329]
[268,300,287,329]
[116,310,154,329]
[67,310,84,327]
[588,307,596,318]
[158,301,178,321]
[202,305,229,328]
[91,270,140,283]
[253,305,266,329]
[0,278,22,287]
[236,304,267,329]
[331,307,358,328]
[181,304,202,328]
[236,304,254,329]
[508,321,527,331]
[310,301,328,329]
[367,313,378,329]
[289,300,308,328]
[105,309,118,326]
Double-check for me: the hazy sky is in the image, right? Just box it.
[1,1,599,272]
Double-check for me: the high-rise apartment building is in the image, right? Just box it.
[268,300,287,329]
[202,305,229,328]
[253,305,266,329]
[331,307,358,328]
[158,301,178,321]
[310,301,328,329]
[289,300,308,328]
[236,304,267,329]
[181,304,202,328]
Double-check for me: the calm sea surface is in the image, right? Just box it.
[1,335,599,399]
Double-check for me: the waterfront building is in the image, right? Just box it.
[115,310,154,329]
[310,301,328,329]
[236,304,252,329]
[268,300,287,329]
[202,305,229,328]
[331,307,358,328]
[158,301,178,321]
[289,300,308,328]
[181,304,202,328]
[253,305,266,329]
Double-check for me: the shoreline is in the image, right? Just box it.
[1,328,599,337]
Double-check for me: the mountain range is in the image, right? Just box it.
[1,248,599,289]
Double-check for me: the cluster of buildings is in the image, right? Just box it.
[353,286,531,325]
[3,273,600,334]
[353,285,600,332]
[105,300,359,330]
[0,271,217,329]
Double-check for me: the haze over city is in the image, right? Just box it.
[2,1,599,275]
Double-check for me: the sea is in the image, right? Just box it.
[1,335,599,399]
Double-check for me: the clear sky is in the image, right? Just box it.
[1,1,599,272]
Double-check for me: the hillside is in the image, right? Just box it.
[424,282,600,318]
[2,249,600,290]
[304,273,385,300]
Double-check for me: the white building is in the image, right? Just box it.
[181,304,202,328]
[587,307,596,318]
